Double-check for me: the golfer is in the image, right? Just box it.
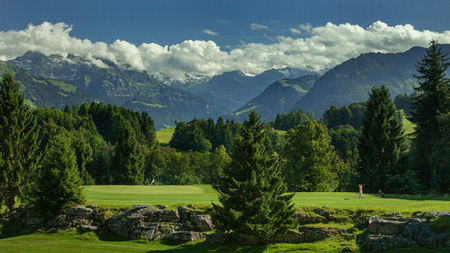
[358,184,365,199]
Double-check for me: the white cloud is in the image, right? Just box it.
[250,23,270,31]
[202,29,218,36]
[289,28,301,35]
[298,23,312,32]
[1,21,450,82]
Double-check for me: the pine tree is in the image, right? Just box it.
[113,119,145,184]
[34,133,84,218]
[358,85,406,192]
[281,120,342,192]
[0,73,39,211]
[411,40,449,193]
[212,111,295,244]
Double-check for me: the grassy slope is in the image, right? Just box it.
[156,128,175,144]
[83,185,450,212]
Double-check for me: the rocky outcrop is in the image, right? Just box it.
[362,215,449,251]
[165,231,204,242]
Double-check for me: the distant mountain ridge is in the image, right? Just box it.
[9,51,223,129]
[173,68,315,113]
[292,44,450,117]
[233,74,320,121]
[0,60,90,108]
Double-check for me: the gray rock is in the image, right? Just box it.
[294,212,326,225]
[191,215,213,231]
[80,225,98,232]
[363,235,415,251]
[139,208,179,222]
[298,226,346,242]
[273,230,304,243]
[313,208,331,219]
[206,233,231,244]
[166,231,203,242]
[133,204,151,209]
[368,216,407,235]
[131,222,175,240]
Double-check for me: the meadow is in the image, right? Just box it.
[156,128,175,145]
[82,184,450,212]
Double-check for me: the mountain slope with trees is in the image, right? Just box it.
[9,51,223,129]
[233,74,320,121]
[292,45,450,117]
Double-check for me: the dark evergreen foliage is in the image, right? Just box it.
[113,119,145,185]
[410,40,449,193]
[0,73,39,211]
[33,133,84,218]
[281,120,346,192]
[358,85,406,192]
[322,103,366,130]
[212,111,295,244]
[272,110,313,131]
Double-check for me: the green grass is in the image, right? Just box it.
[83,185,450,212]
[156,128,175,144]
[48,79,78,93]
[0,227,361,253]
[131,101,167,108]
[402,117,415,136]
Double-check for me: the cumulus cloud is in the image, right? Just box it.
[289,28,301,35]
[202,29,218,36]
[298,23,312,32]
[1,21,450,82]
[250,23,270,31]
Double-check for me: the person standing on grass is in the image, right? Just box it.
[359,184,365,199]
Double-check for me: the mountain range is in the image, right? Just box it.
[3,44,449,128]
[9,51,222,129]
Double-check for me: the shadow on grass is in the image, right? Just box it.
[0,222,36,239]
[147,241,267,253]
[383,194,449,201]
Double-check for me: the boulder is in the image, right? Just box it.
[131,222,175,240]
[80,225,98,233]
[133,204,151,209]
[273,230,305,243]
[166,231,203,243]
[294,212,326,225]
[298,226,347,242]
[313,208,332,219]
[206,233,231,244]
[363,235,415,251]
[139,208,179,222]
[191,215,213,231]
[368,216,406,235]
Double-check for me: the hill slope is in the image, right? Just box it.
[176,68,314,113]
[233,74,320,121]
[0,61,89,108]
[10,51,223,128]
[292,45,450,117]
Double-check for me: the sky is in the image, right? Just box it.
[1,0,449,81]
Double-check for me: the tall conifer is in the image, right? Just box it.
[411,40,449,193]
[358,85,405,192]
[113,119,145,184]
[212,111,295,244]
[34,133,84,218]
[0,73,39,211]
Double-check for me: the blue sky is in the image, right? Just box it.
[2,0,449,47]
[0,0,449,81]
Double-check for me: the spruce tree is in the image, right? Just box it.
[212,111,295,244]
[358,85,406,192]
[113,119,145,184]
[34,133,84,218]
[0,73,39,211]
[281,120,342,192]
[411,40,449,193]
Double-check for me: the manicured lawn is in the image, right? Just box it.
[156,128,175,144]
[83,185,450,212]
